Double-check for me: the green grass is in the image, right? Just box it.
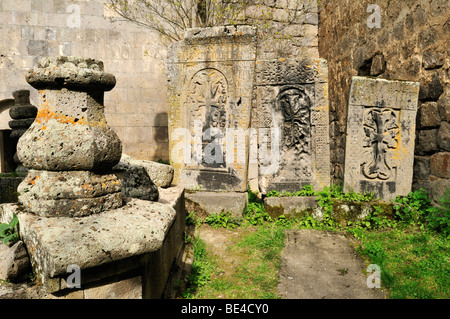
[182,234,220,298]
[181,186,450,299]
[354,226,449,299]
[182,224,285,299]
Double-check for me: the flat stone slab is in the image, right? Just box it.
[278,229,386,299]
[185,191,247,218]
[1,198,176,289]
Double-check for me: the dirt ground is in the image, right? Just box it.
[196,226,388,299]
[278,229,387,299]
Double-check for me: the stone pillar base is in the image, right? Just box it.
[17,170,122,217]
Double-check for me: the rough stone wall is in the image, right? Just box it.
[318,0,449,202]
[0,0,169,161]
[250,0,319,60]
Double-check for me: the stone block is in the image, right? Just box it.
[413,156,430,180]
[430,152,450,178]
[344,76,419,200]
[370,53,386,76]
[185,191,247,218]
[419,101,441,128]
[429,176,450,204]
[17,170,123,217]
[437,121,450,151]
[83,277,143,299]
[255,58,330,194]
[26,40,49,56]
[113,161,159,201]
[437,90,450,122]
[422,50,444,70]
[1,198,177,292]
[118,153,174,188]
[264,196,318,218]
[3,0,31,12]
[419,71,443,101]
[0,241,31,283]
[18,57,121,172]
[167,25,257,192]
[416,129,439,154]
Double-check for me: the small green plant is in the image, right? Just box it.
[0,214,19,245]
[297,214,319,229]
[393,188,432,225]
[266,184,317,198]
[186,211,203,227]
[183,236,218,298]
[205,211,242,229]
[244,188,273,225]
[427,188,450,237]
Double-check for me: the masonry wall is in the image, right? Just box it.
[318,0,449,202]
[0,0,169,162]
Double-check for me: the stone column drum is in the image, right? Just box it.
[16,56,123,217]
[8,90,38,171]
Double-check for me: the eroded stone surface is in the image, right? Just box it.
[185,191,247,218]
[25,56,116,91]
[118,154,173,188]
[17,89,122,171]
[17,170,122,217]
[0,241,31,283]
[1,199,176,286]
[344,76,420,200]
[16,56,123,217]
[113,160,159,201]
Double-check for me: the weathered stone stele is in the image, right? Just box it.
[344,76,420,200]
[166,25,256,192]
[16,56,123,217]
[253,58,331,194]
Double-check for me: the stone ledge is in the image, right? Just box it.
[0,186,185,298]
[185,191,248,218]
[264,196,395,225]
[264,196,318,218]
[1,198,176,290]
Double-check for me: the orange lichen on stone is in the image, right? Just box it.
[30,175,39,185]
[35,105,87,126]
[82,181,93,190]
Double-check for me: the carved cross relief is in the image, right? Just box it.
[277,87,311,155]
[361,108,399,180]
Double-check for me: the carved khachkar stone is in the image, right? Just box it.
[254,58,331,194]
[16,56,123,217]
[344,76,420,200]
[166,26,256,192]
[8,90,38,169]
